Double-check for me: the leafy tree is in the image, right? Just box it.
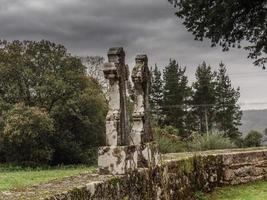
[0,40,107,165]
[192,62,216,134]
[169,0,267,68]
[150,64,164,125]
[81,56,108,91]
[2,103,55,165]
[214,63,242,140]
[243,130,263,147]
[162,60,191,138]
[51,78,107,164]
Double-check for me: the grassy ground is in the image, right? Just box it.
[0,165,96,192]
[206,181,267,200]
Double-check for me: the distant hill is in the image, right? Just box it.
[239,109,267,135]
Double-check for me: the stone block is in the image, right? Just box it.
[98,143,160,175]
[98,145,138,175]
[137,142,160,168]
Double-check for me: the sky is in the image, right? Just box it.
[0,0,266,110]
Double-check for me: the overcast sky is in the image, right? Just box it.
[0,0,266,110]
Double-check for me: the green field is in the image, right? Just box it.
[206,181,267,200]
[0,165,95,191]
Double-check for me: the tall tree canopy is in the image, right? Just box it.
[214,63,242,140]
[169,0,267,68]
[0,40,107,165]
[162,60,191,138]
[150,65,164,125]
[192,62,216,134]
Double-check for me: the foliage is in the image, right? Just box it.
[0,40,107,165]
[189,131,236,151]
[162,60,192,138]
[243,130,263,147]
[2,104,54,165]
[150,64,164,125]
[51,79,107,164]
[169,0,267,68]
[214,63,242,140]
[153,127,187,153]
[192,62,216,134]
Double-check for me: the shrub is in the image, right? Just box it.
[153,126,186,153]
[243,130,263,147]
[2,104,55,165]
[189,131,236,151]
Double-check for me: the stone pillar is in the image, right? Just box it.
[130,55,152,145]
[103,47,129,146]
[130,55,159,168]
[98,47,136,175]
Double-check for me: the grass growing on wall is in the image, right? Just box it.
[206,181,267,200]
[0,165,95,191]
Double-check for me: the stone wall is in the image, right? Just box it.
[2,149,267,200]
[90,150,267,200]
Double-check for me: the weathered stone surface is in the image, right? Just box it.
[103,47,129,146]
[130,55,152,145]
[98,145,138,175]
[99,49,158,175]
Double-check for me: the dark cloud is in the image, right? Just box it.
[0,0,266,109]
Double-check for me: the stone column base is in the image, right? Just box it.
[137,142,160,168]
[98,143,160,175]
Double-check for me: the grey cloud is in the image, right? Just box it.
[0,0,266,109]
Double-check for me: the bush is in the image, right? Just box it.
[153,126,186,153]
[243,130,263,147]
[189,131,236,151]
[2,104,55,165]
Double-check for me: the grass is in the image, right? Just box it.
[0,164,96,192]
[206,181,267,200]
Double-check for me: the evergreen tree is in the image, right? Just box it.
[162,60,191,138]
[192,62,216,134]
[214,63,242,140]
[150,65,163,125]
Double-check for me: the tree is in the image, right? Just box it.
[243,130,263,147]
[150,64,164,125]
[169,0,267,68]
[192,62,216,134]
[81,56,108,91]
[162,60,191,138]
[214,63,242,140]
[3,103,55,165]
[0,40,107,165]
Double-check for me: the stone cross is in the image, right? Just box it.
[130,55,152,145]
[103,47,129,146]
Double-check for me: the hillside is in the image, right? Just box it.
[239,109,267,135]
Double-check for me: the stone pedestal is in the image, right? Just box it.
[98,143,160,175]
[137,142,160,168]
[98,145,138,175]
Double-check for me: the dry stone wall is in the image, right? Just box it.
[49,149,267,199]
[3,149,267,200]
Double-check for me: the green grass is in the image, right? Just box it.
[0,165,96,192]
[206,181,267,200]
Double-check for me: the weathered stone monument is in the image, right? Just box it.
[98,47,159,175]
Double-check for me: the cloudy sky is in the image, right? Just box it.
[1,0,266,109]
